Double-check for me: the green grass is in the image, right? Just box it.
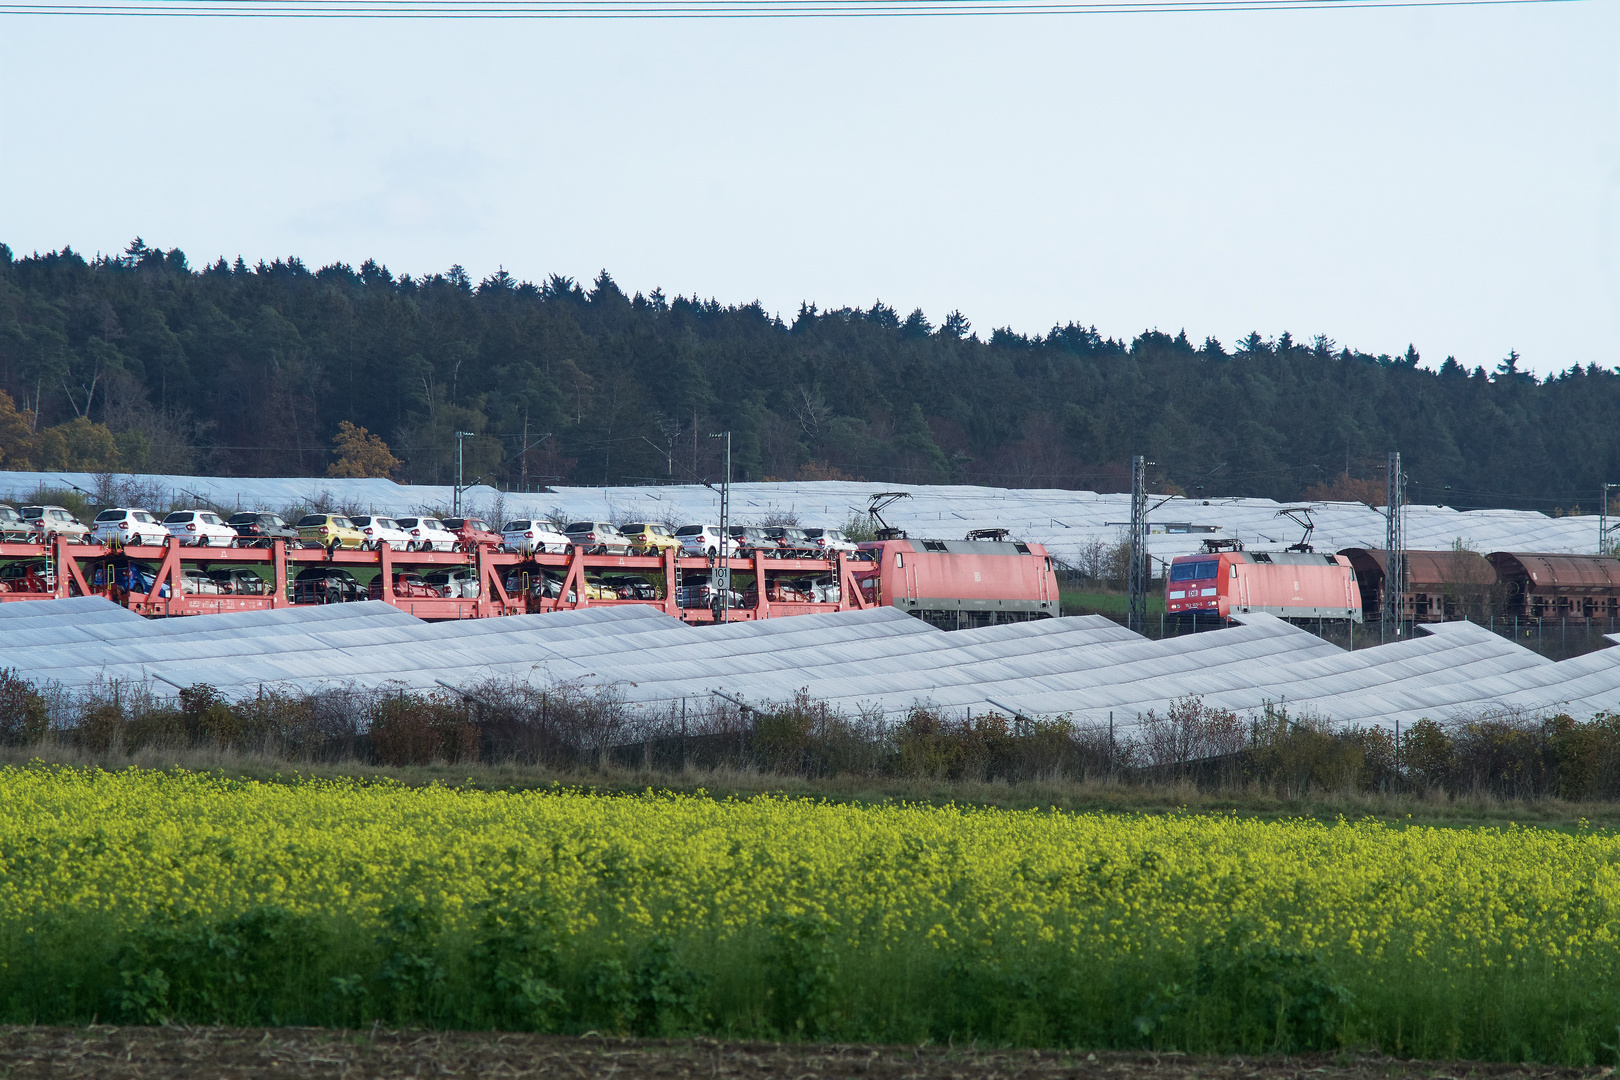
[1060,589,1165,618]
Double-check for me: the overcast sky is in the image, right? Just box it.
[2,2,1616,377]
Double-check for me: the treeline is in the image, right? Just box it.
[2,238,1618,510]
[7,668,1619,802]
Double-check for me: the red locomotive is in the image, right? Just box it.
[855,532,1060,629]
[1166,544,1362,626]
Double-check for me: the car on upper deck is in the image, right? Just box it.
[728,525,775,557]
[351,515,410,552]
[163,510,238,547]
[91,508,167,547]
[22,505,90,544]
[226,511,301,547]
[393,516,458,552]
[619,522,680,557]
[440,516,503,552]
[296,514,366,551]
[563,521,631,555]
[500,519,570,555]
[803,527,858,556]
[675,524,740,558]
[0,506,35,543]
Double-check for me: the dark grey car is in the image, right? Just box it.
[227,511,302,547]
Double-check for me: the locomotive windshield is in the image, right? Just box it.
[1170,560,1219,582]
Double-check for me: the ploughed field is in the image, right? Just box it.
[1,767,1617,1063]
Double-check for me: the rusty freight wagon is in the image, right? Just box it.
[1339,548,1620,623]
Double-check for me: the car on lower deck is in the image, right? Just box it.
[206,568,270,595]
[423,566,480,598]
[92,560,161,594]
[596,574,660,600]
[369,573,446,600]
[292,566,365,604]
[675,581,745,608]
[181,568,229,594]
[0,560,54,592]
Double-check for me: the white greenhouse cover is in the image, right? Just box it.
[0,472,1604,566]
[3,598,1614,729]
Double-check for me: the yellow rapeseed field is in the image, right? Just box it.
[0,765,1616,1059]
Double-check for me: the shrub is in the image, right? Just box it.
[369,691,478,767]
[0,668,49,746]
[1398,718,1453,794]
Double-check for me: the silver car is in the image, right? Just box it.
[22,505,91,544]
[562,521,630,555]
[423,566,480,598]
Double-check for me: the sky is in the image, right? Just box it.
[1,1,1617,377]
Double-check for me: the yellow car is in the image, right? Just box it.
[581,579,619,600]
[296,513,367,550]
[619,522,680,556]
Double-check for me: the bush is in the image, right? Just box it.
[19,664,1620,806]
[369,691,478,767]
[1245,704,1366,796]
[0,668,49,745]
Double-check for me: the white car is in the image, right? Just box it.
[802,527,859,556]
[501,519,570,554]
[393,516,458,552]
[423,566,480,598]
[674,523,741,557]
[92,508,168,546]
[181,569,227,594]
[351,515,410,551]
[21,505,91,544]
[163,510,238,547]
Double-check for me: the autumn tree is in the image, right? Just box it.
[1304,472,1388,507]
[35,417,120,471]
[327,421,400,478]
[0,392,36,469]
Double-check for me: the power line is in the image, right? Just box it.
[0,0,1587,15]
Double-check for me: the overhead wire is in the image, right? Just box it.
[0,0,1589,14]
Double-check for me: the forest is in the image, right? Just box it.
[1,238,1615,513]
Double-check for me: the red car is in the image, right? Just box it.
[369,573,448,600]
[440,517,503,552]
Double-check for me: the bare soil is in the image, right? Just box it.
[0,1027,1610,1080]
